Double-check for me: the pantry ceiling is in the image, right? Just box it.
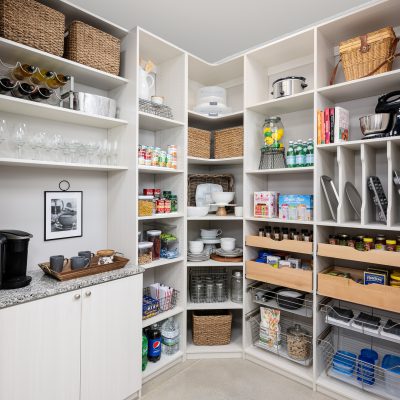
[69,0,373,62]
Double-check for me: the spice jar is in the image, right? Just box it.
[386,239,396,252]
[282,228,289,240]
[303,230,311,242]
[396,236,400,252]
[265,226,272,239]
[138,195,154,217]
[355,235,364,251]
[338,234,349,246]
[347,237,356,248]
[328,235,338,245]
[286,324,311,362]
[138,242,153,265]
[290,228,296,240]
[293,231,300,241]
[147,230,162,260]
[375,235,386,250]
[363,237,374,251]
[259,228,265,237]
[273,227,281,241]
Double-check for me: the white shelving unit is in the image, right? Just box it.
[2,0,400,398]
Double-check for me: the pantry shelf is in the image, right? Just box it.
[0,37,129,91]
[246,90,314,115]
[138,165,184,174]
[187,301,243,310]
[138,111,185,131]
[142,306,185,328]
[0,95,128,129]
[186,260,243,267]
[142,351,184,381]
[188,110,243,130]
[141,257,185,270]
[138,212,184,221]
[0,158,128,171]
[318,243,400,267]
[187,216,243,221]
[246,166,314,175]
[246,236,313,255]
[317,221,400,232]
[246,217,314,226]
[188,156,243,165]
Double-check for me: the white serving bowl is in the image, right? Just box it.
[187,206,209,217]
[211,192,235,204]
[220,237,236,251]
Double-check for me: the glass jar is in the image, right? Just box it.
[138,242,153,265]
[347,237,356,248]
[286,324,311,361]
[273,227,281,241]
[396,236,400,252]
[259,228,265,237]
[355,235,364,251]
[265,226,272,239]
[282,228,289,240]
[289,228,296,241]
[231,270,243,303]
[263,117,284,148]
[161,235,179,259]
[375,235,386,251]
[386,239,396,252]
[363,237,374,251]
[303,230,311,242]
[138,195,154,217]
[338,234,349,246]
[147,230,162,260]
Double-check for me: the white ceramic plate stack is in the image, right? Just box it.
[215,248,243,258]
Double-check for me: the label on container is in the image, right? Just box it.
[287,155,295,167]
[295,155,305,166]
[148,338,161,357]
[306,154,314,165]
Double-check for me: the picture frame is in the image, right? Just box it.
[44,191,83,241]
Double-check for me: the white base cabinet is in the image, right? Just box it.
[0,275,142,400]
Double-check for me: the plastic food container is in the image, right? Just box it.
[161,236,179,259]
[382,354,400,395]
[138,242,153,265]
[146,230,162,260]
[138,195,154,217]
[286,324,311,361]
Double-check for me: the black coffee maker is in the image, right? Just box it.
[0,230,33,289]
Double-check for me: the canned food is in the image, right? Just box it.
[156,199,165,213]
[154,188,161,199]
[164,199,171,213]
[167,144,177,157]
[170,195,178,212]
[143,188,154,196]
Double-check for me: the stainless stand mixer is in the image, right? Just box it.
[359,90,400,139]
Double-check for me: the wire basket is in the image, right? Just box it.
[142,286,179,320]
[139,98,173,119]
[318,326,400,399]
[259,146,286,170]
[247,309,313,366]
[189,267,228,303]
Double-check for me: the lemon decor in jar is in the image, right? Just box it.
[263,117,284,148]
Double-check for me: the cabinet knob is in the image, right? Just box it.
[74,294,81,300]
[85,291,92,297]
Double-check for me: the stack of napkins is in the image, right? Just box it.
[149,283,175,311]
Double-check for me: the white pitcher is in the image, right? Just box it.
[138,67,155,100]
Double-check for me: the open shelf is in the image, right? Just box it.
[245,217,314,226]
[318,243,400,268]
[138,165,184,174]
[0,158,128,171]
[138,212,184,221]
[142,306,184,328]
[186,260,243,268]
[138,111,185,131]
[188,156,243,165]
[0,37,128,90]
[141,257,184,270]
[246,166,314,175]
[246,261,313,293]
[142,351,184,381]
[187,301,243,310]
[0,95,128,129]
[187,216,243,221]
[246,236,313,255]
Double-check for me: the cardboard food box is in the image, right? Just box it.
[278,194,313,221]
[254,191,279,218]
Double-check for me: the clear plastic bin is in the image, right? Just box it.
[138,242,153,265]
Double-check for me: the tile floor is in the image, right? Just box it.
[142,359,332,400]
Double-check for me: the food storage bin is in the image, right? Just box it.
[192,310,232,346]
[138,242,153,265]
[286,324,311,361]
[382,354,400,395]
[146,230,161,260]
[138,195,154,217]
[161,236,179,259]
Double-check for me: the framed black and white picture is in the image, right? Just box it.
[44,191,83,241]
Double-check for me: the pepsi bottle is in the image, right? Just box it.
[147,324,161,362]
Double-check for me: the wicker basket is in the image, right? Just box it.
[338,27,398,82]
[188,174,234,206]
[188,127,211,159]
[65,21,121,75]
[0,0,65,56]
[192,310,232,346]
[214,126,244,159]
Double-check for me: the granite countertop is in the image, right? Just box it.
[0,264,144,309]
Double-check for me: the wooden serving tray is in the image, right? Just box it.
[211,254,243,263]
[38,255,129,281]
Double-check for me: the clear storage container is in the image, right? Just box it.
[286,324,311,361]
[138,242,153,265]
[161,236,179,259]
[146,230,162,260]
[138,195,154,217]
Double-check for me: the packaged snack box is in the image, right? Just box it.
[254,191,279,218]
[278,194,313,221]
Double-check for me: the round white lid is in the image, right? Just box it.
[138,241,153,249]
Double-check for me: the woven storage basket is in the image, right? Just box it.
[214,126,244,159]
[192,310,232,346]
[65,21,121,75]
[0,0,65,56]
[188,127,211,159]
[338,27,398,82]
[188,174,234,206]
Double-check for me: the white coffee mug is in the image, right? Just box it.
[234,206,243,217]
[189,241,204,254]
[220,237,236,251]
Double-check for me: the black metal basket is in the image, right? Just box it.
[139,98,173,119]
[259,146,286,170]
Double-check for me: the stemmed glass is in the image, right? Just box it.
[0,119,9,157]
[47,134,63,162]
[29,132,46,160]
[111,140,118,165]
[61,140,72,163]
[98,139,108,165]
[69,140,80,163]
[12,122,27,159]
[86,142,99,164]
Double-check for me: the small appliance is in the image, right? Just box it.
[359,90,400,139]
[0,230,33,289]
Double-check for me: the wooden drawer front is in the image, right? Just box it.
[318,266,400,313]
[318,243,400,267]
[246,236,313,255]
[246,261,313,293]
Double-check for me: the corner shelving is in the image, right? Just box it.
[138,165,184,174]
[142,306,185,328]
[138,212,184,221]
[142,351,184,381]
[138,111,185,131]
[188,156,243,165]
[246,166,314,175]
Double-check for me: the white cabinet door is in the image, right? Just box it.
[0,290,82,400]
[80,274,142,400]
